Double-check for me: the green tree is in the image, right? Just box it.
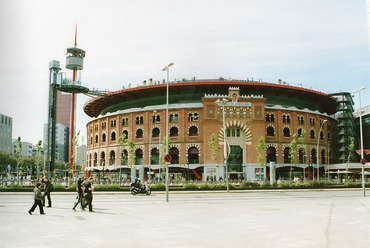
[19,156,37,177]
[14,137,23,170]
[126,139,136,180]
[160,136,171,166]
[118,133,127,165]
[209,134,221,165]
[0,151,16,176]
[346,137,355,171]
[256,136,265,167]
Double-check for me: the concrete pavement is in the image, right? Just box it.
[1,189,370,248]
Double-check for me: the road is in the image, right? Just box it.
[1,189,370,248]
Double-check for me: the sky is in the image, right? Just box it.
[1,0,370,146]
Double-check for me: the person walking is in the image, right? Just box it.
[28,182,45,215]
[83,177,94,212]
[72,177,85,211]
[42,177,53,207]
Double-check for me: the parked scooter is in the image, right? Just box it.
[130,183,151,195]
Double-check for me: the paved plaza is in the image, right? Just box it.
[1,189,370,248]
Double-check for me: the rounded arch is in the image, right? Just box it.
[266,146,276,163]
[152,127,160,137]
[100,151,106,166]
[170,126,179,137]
[266,125,275,137]
[189,126,198,136]
[218,120,252,145]
[170,147,179,164]
[150,148,159,165]
[93,152,98,166]
[135,148,143,165]
[187,146,199,164]
[109,150,115,165]
[122,130,128,140]
[136,128,143,138]
[283,126,291,137]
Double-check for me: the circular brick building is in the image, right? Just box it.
[83,79,338,181]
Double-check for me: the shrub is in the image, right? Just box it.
[259,182,271,189]
[199,183,212,190]
[240,181,259,189]
[183,183,199,190]
[277,182,291,189]
[94,184,121,190]
[149,183,166,190]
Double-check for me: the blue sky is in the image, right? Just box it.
[0,0,369,145]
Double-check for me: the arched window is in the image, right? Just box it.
[109,150,115,165]
[170,147,179,164]
[310,130,315,139]
[102,133,106,142]
[321,149,326,165]
[299,148,305,164]
[152,127,160,138]
[150,148,159,165]
[121,150,128,165]
[188,147,199,164]
[100,151,105,166]
[311,148,317,164]
[266,147,276,163]
[90,136,93,145]
[122,130,128,140]
[284,147,290,164]
[135,149,143,165]
[283,127,290,137]
[94,153,98,166]
[95,135,98,143]
[111,131,116,141]
[189,126,198,136]
[320,131,324,141]
[136,129,143,138]
[266,126,274,137]
[170,127,179,137]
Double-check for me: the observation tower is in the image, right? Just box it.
[60,29,89,176]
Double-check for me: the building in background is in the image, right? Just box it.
[354,104,370,159]
[0,113,13,152]
[43,123,69,162]
[328,92,355,163]
[12,140,33,157]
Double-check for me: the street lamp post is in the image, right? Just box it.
[353,87,366,197]
[149,110,157,184]
[162,62,174,202]
[216,98,229,192]
[316,119,327,181]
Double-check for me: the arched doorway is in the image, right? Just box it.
[135,149,143,165]
[266,147,276,163]
[151,148,159,165]
[188,147,199,164]
[170,147,179,164]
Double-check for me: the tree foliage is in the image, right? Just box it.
[209,134,221,165]
[256,136,265,167]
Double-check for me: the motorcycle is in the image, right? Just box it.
[130,183,151,195]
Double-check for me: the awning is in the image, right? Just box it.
[84,165,130,171]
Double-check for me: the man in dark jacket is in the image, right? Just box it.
[73,177,85,211]
[42,177,53,207]
[83,177,94,212]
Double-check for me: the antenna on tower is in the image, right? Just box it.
[74,24,78,48]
